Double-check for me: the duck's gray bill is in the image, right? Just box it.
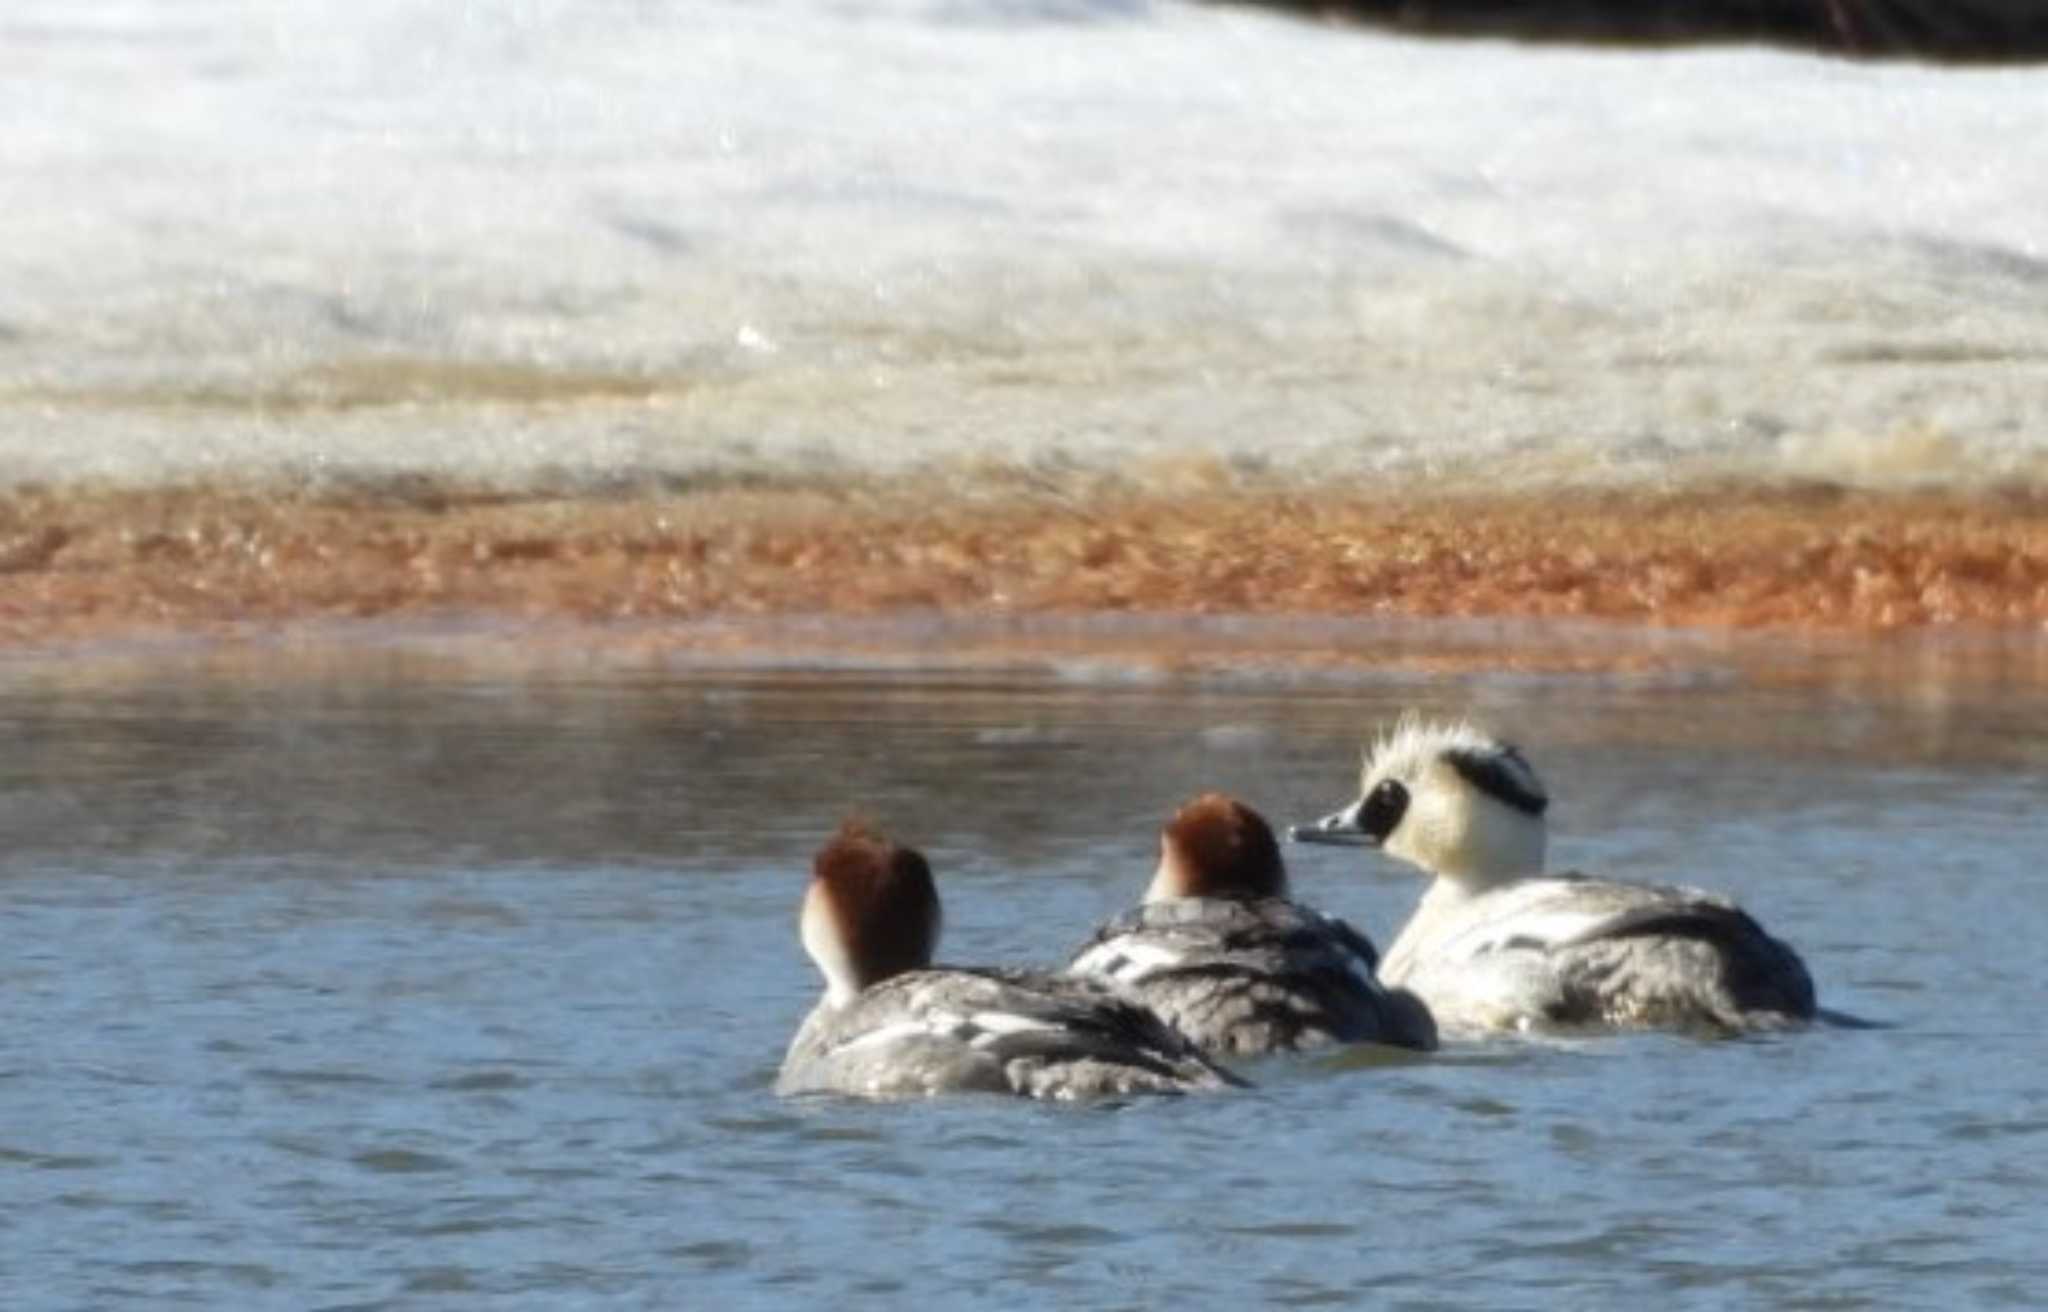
[1287,809,1375,847]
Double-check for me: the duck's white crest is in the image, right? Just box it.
[1356,716,1548,888]
[1361,715,1542,802]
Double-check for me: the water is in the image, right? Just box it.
[4,0,2046,493]
[7,3,2047,1301]
[6,636,2048,1307]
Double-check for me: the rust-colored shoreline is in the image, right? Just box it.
[3,479,2047,654]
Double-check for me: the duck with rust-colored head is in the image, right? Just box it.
[778,820,1242,1101]
[1066,793,1435,1057]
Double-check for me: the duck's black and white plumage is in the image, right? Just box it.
[1292,717,1816,1037]
[777,820,1240,1100]
[1066,794,1435,1056]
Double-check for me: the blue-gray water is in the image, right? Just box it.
[5,636,2048,1308]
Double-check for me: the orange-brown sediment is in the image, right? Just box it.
[3,480,2047,649]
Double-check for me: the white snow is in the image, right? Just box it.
[1,0,2042,489]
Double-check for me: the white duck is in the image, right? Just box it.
[1292,717,1816,1036]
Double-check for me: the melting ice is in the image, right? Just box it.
[1,0,2043,490]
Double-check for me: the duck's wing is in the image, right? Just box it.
[1432,876,1816,1030]
[1069,898,1433,1053]
[783,968,1240,1099]
[1070,897,1376,981]
[933,968,1250,1095]
[1428,876,1739,959]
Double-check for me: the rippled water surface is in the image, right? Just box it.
[6,635,2048,1308]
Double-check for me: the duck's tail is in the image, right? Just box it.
[1814,1006,1892,1030]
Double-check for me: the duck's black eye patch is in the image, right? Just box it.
[1359,778,1410,841]
[1446,746,1548,816]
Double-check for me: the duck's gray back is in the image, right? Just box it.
[1547,888,1815,1029]
[777,967,1240,1100]
[1405,875,1815,1034]
[1068,897,1436,1056]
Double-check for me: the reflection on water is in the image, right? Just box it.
[3,636,2046,1307]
